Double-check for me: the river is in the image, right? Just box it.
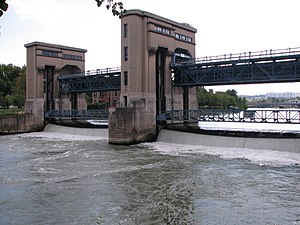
[0,130,299,225]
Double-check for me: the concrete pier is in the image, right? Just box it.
[109,102,157,144]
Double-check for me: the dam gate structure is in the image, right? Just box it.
[23,10,300,143]
[109,10,197,144]
[24,10,197,143]
[24,42,88,130]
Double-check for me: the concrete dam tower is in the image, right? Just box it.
[109,10,197,144]
[24,42,87,128]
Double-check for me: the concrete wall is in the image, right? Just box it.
[44,123,108,138]
[111,10,198,144]
[157,129,300,152]
[109,101,157,144]
[120,10,197,111]
[24,41,87,126]
[0,114,44,134]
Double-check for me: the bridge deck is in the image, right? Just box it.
[59,67,121,93]
[171,47,300,86]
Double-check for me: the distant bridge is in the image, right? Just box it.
[171,47,300,86]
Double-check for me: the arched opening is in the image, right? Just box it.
[60,65,82,110]
[173,48,192,112]
[60,65,82,75]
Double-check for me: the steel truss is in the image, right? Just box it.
[159,109,300,124]
[45,110,109,120]
[59,67,121,93]
[171,47,300,86]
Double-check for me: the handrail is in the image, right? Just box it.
[159,109,300,124]
[45,110,109,119]
[173,47,300,65]
[59,67,121,79]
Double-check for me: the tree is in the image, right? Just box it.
[95,0,126,18]
[12,66,26,108]
[197,87,248,110]
[0,64,25,108]
[0,0,8,17]
[226,89,238,98]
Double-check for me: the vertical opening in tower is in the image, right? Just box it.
[44,66,55,112]
[71,93,78,110]
[156,47,167,115]
[173,48,192,112]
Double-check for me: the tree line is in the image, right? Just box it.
[197,87,247,110]
[0,64,26,109]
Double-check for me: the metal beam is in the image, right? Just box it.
[171,47,300,86]
[59,67,121,93]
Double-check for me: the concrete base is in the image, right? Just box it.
[44,123,108,138]
[108,106,157,145]
[0,114,44,134]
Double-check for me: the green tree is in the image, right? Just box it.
[196,87,209,106]
[226,89,238,98]
[0,64,25,108]
[197,87,248,110]
[12,66,26,108]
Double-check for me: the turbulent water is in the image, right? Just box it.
[0,131,300,225]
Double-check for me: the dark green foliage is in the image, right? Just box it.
[0,64,26,109]
[87,101,107,110]
[95,0,127,18]
[197,87,248,110]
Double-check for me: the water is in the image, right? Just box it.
[0,131,300,225]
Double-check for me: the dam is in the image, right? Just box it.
[16,9,300,144]
[42,123,300,153]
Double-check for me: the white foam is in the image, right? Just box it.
[198,121,300,133]
[157,129,300,152]
[142,142,300,167]
[19,131,107,141]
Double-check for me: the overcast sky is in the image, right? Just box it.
[1,0,300,95]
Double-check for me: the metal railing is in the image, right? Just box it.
[59,67,121,79]
[45,110,109,120]
[172,47,300,66]
[159,109,300,124]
